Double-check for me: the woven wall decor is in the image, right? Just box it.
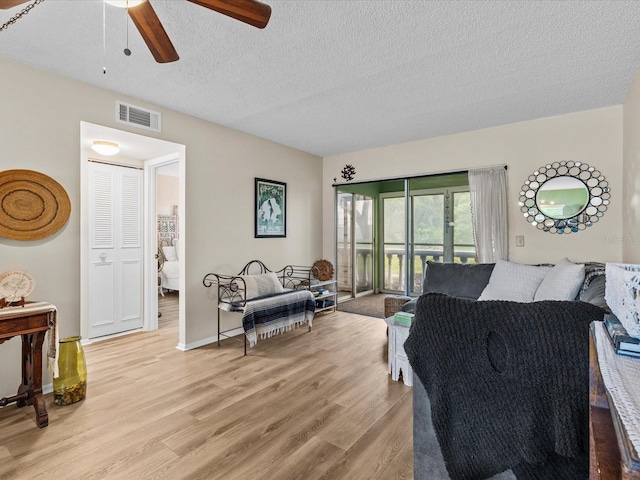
[0,169,71,241]
[313,259,335,281]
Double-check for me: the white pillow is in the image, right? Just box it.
[172,239,179,260]
[162,246,178,262]
[478,259,551,302]
[240,272,284,300]
[534,258,585,301]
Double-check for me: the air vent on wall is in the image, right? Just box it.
[116,101,161,132]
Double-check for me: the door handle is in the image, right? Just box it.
[99,252,107,262]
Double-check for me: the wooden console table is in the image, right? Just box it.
[0,302,56,428]
[590,322,640,479]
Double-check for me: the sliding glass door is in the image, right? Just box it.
[354,195,374,295]
[451,190,475,266]
[336,191,374,300]
[410,190,445,294]
[382,196,405,291]
[382,185,476,295]
[335,172,475,297]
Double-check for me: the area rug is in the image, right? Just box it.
[337,293,386,318]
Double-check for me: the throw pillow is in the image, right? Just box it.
[240,272,284,300]
[534,257,585,301]
[478,259,551,302]
[162,246,178,262]
[422,261,495,300]
[580,270,609,312]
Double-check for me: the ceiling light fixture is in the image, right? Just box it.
[92,141,120,156]
[104,0,145,8]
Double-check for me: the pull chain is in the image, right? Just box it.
[0,0,45,32]
[124,0,131,56]
[102,0,106,73]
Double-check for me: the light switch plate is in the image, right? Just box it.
[516,235,525,247]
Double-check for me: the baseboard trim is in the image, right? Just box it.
[83,328,143,345]
[176,327,244,351]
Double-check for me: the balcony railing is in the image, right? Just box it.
[337,243,476,295]
[336,242,374,294]
[382,245,476,293]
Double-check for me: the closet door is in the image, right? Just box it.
[88,162,143,338]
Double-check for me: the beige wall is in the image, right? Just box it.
[623,67,640,263]
[323,106,624,266]
[157,174,179,216]
[0,59,322,397]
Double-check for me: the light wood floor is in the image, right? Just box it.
[0,292,413,480]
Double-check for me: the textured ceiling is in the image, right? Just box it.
[1,1,640,157]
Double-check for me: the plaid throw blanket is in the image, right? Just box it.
[241,290,315,347]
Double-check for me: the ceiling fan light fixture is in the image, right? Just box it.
[92,141,120,156]
[105,0,145,8]
[101,0,271,64]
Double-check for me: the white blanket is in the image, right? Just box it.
[160,261,180,291]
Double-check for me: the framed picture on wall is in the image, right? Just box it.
[255,178,286,238]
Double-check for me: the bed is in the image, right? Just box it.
[159,251,179,292]
[158,214,179,293]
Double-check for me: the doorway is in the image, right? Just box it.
[145,154,182,335]
[80,122,185,345]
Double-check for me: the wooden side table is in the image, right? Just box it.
[0,302,56,428]
[385,317,413,387]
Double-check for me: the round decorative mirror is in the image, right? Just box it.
[536,177,589,219]
[519,161,610,234]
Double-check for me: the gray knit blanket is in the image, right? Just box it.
[404,293,604,480]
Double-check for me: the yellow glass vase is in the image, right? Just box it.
[53,336,87,406]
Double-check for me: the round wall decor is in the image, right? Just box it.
[0,169,71,241]
[313,259,335,281]
[519,161,609,234]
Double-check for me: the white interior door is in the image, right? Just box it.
[88,162,143,338]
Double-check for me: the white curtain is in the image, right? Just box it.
[468,166,508,263]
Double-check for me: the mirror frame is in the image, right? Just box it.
[519,161,610,234]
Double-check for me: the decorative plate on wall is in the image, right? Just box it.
[313,259,335,281]
[0,169,71,241]
[0,270,35,302]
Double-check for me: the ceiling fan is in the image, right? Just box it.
[0,0,272,63]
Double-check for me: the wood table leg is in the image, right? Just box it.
[17,332,49,428]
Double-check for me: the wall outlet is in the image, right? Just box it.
[515,235,525,247]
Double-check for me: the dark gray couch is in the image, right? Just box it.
[407,261,606,480]
[410,262,514,479]
[414,376,517,480]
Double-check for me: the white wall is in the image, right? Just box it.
[323,106,624,266]
[0,59,322,397]
[156,174,179,216]
[623,67,640,263]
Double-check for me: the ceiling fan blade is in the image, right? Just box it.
[0,0,29,9]
[187,0,271,29]
[127,1,179,63]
